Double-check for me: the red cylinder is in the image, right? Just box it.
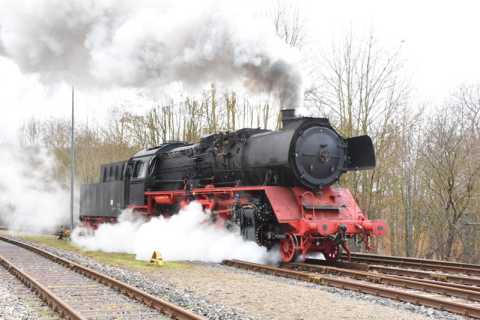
[317,219,335,236]
[372,220,387,236]
[154,195,176,205]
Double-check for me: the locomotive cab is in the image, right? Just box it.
[124,142,193,210]
[125,157,149,206]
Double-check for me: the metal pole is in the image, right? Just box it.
[466,207,469,264]
[427,224,466,259]
[409,206,412,257]
[70,86,74,236]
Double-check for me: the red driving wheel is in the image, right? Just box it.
[324,242,342,261]
[279,233,299,262]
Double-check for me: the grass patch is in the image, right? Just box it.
[1,232,188,270]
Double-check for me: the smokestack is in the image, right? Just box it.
[281,109,296,128]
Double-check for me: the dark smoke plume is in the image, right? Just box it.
[0,0,302,108]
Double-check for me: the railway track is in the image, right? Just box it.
[289,261,480,293]
[348,252,480,269]
[0,226,65,238]
[0,236,205,320]
[224,259,480,318]
[344,253,480,276]
[325,259,480,288]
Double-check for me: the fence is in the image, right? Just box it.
[426,208,480,263]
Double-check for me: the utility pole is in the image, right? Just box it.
[70,86,74,236]
[409,205,412,257]
[407,184,412,258]
[466,207,469,263]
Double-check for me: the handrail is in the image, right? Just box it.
[302,191,316,220]
[354,193,367,219]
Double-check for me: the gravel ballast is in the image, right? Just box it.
[0,234,464,320]
[142,261,462,320]
[0,271,37,320]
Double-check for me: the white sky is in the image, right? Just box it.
[0,0,479,141]
[307,0,480,102]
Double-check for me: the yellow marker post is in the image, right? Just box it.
[150,251,164,266]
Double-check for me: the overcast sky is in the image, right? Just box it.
[308,0,480,101]
[0,0,479,141]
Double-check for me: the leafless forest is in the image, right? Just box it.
[16,2,480,263]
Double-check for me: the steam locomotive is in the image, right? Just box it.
[80,109,386,262]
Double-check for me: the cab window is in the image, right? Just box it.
[148,158,157,175]
[132,161,145,179]
[138,162,147,178]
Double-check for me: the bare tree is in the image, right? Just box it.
[421,89,480,260]
[312,27,410,136]
[267,0,308,51]
[455,82,480,133]
[309,28,412,226]
[18,117,42,146]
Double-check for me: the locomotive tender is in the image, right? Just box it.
[80,109,386,262]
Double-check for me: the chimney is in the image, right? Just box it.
[281,109,296,128]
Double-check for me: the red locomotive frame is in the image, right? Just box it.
[121,183,386,262]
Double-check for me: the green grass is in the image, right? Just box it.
[1,232,188,270]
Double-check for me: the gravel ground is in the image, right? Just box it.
[136,261,463,320]
[0,234,251,320]
[0,234,465,320]
[0,272,37,320]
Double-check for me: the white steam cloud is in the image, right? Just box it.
[0,0,303,108]
[0,144,70,231]
[72,202,282,264]
[0,146,281,264]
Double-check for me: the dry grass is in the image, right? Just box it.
[0,231,188,270]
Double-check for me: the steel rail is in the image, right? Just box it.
[0,255,87,320]
[344,254,480,276]
[0,236,205,320]
[345,252,480,271]
[0,226,61,235]
[224,259,480,318]
[283,262,480,299]
[386,274,480,292]
[284,262,480,299]
[330,260,480,288]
